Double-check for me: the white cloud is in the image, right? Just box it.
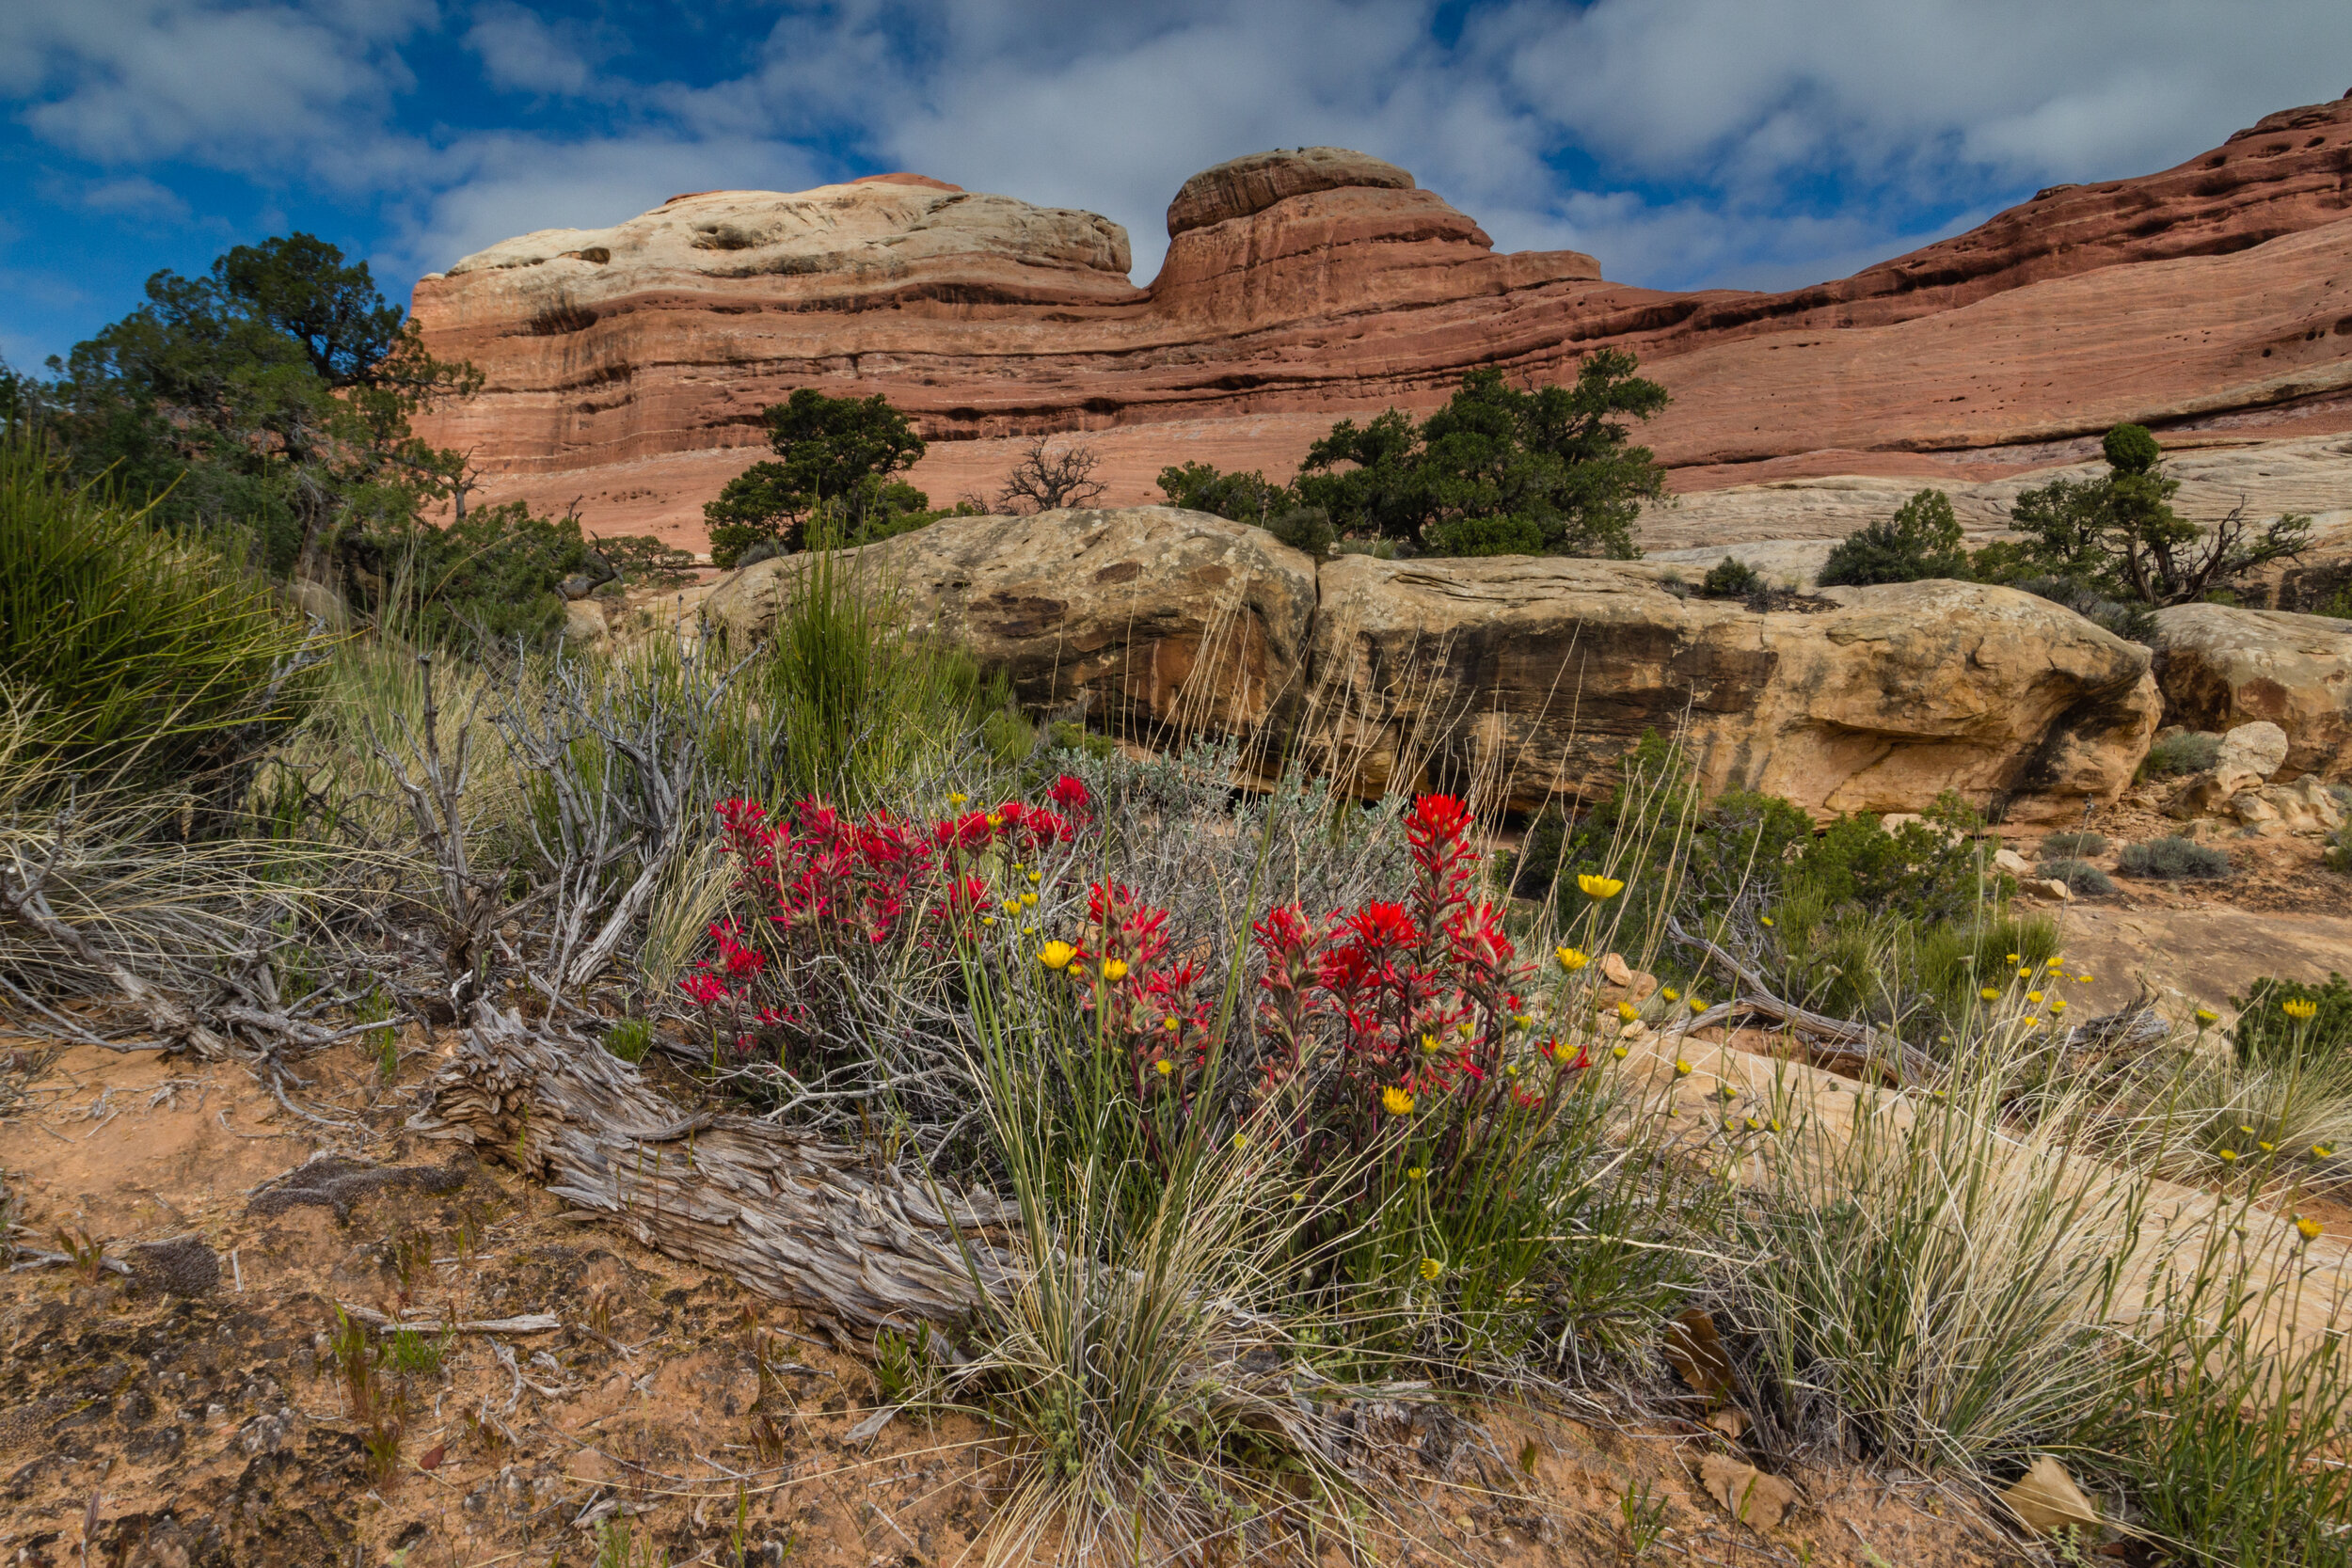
[464,1,602,97]
[7,0,2352,303]
[75,173,195,221]
[2,0,433,171]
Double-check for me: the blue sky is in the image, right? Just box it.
[5,1,2350,371]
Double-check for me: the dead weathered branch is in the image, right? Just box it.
[1662,916,1936,1083]
[407,1004,1021,1336]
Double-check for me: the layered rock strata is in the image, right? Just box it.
[700,508,2162,822]
[410,100,2352,546]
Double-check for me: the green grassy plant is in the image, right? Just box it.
[1736,1027,2153,1474]
[2124,1209,2352,1566]
[0,434,324,796]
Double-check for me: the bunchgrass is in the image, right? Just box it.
[0,433,325,796]
[1734,1020,2154,1474]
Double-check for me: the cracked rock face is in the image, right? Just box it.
[701,509,2160,821]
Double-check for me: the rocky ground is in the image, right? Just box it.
[0,1036,2023,1568]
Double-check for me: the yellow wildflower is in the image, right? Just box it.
[1039,941,1077,971]
[981,915,996,927]
[1689,997,1707,1014]
[1418,1258,1444,1282]
[2259,1141,2276,1154]
[1980,988,2000,1003]
[2284,998,2319,1021]
[2077,974,2094,984]
[2295,1215,2323,1243]
[1674,1059,1693,1078]
[1512,1013,1532,1030]
[2026,990,2043,1004]
[1164,1017,1179,1031]
[1577,873,1625,900]
[1759,915,1774,927]
[2195,1007,2218,1027]
[1421,1033,1440,1055]
[1556,945,1590,972]
[1026,870,1041,885]
[1611,1045,1629,1060]
[1021,892,1038,908]
[947,793,968,806]
[1661,987,1680,1003]
[1003,899,1022,914]
[2005,953,2019,964]
[1232,1132,1248,1150]
[1406,1166,1426,1182]
[2314,1145,2337,1160]
[1381,1085,1416,1117]
[2217,1148,2240,1164]
[1617,1001,1639,1022]
[2050,998,2069,1013]
[985,814,1002,829]
[1155,1058,1173,1077]
[1102,958,1129,981]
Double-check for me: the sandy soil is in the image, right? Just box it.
[0,1033,2019,1568]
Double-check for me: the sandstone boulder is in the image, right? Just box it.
[701,507,1319,742]
[2150,605,2352,780]
[1301,556,2159,822]
[2215,721,2291,780]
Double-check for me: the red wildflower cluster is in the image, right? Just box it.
[1251,794,1576,1172]
[681,780,1096,1051]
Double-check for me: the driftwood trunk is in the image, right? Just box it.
[406,1006,1018,1337]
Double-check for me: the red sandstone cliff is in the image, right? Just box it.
[408,99,2352,542]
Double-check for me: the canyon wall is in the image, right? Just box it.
[409,98,2352,546]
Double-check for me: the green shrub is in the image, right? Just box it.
[1295,356,1668,559]
[1155,461,1291,522]
[2038,830,2107,857]
[2141,732,2221,778]
[1422,513,1549,556]
[1698,556,1763,598]
[2230,973,2351,1063]
[2003,575,2156,642]
[706,389,928,567]
[592,533,697,589]
[1817,489,1968,587]
[1264,505,1335,558]
[0,436,321,796]
[2038,858,2116,896]
[353,499,588,645]
[2117,836,2230,880]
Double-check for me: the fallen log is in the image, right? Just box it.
[405,1005,1019,1338]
